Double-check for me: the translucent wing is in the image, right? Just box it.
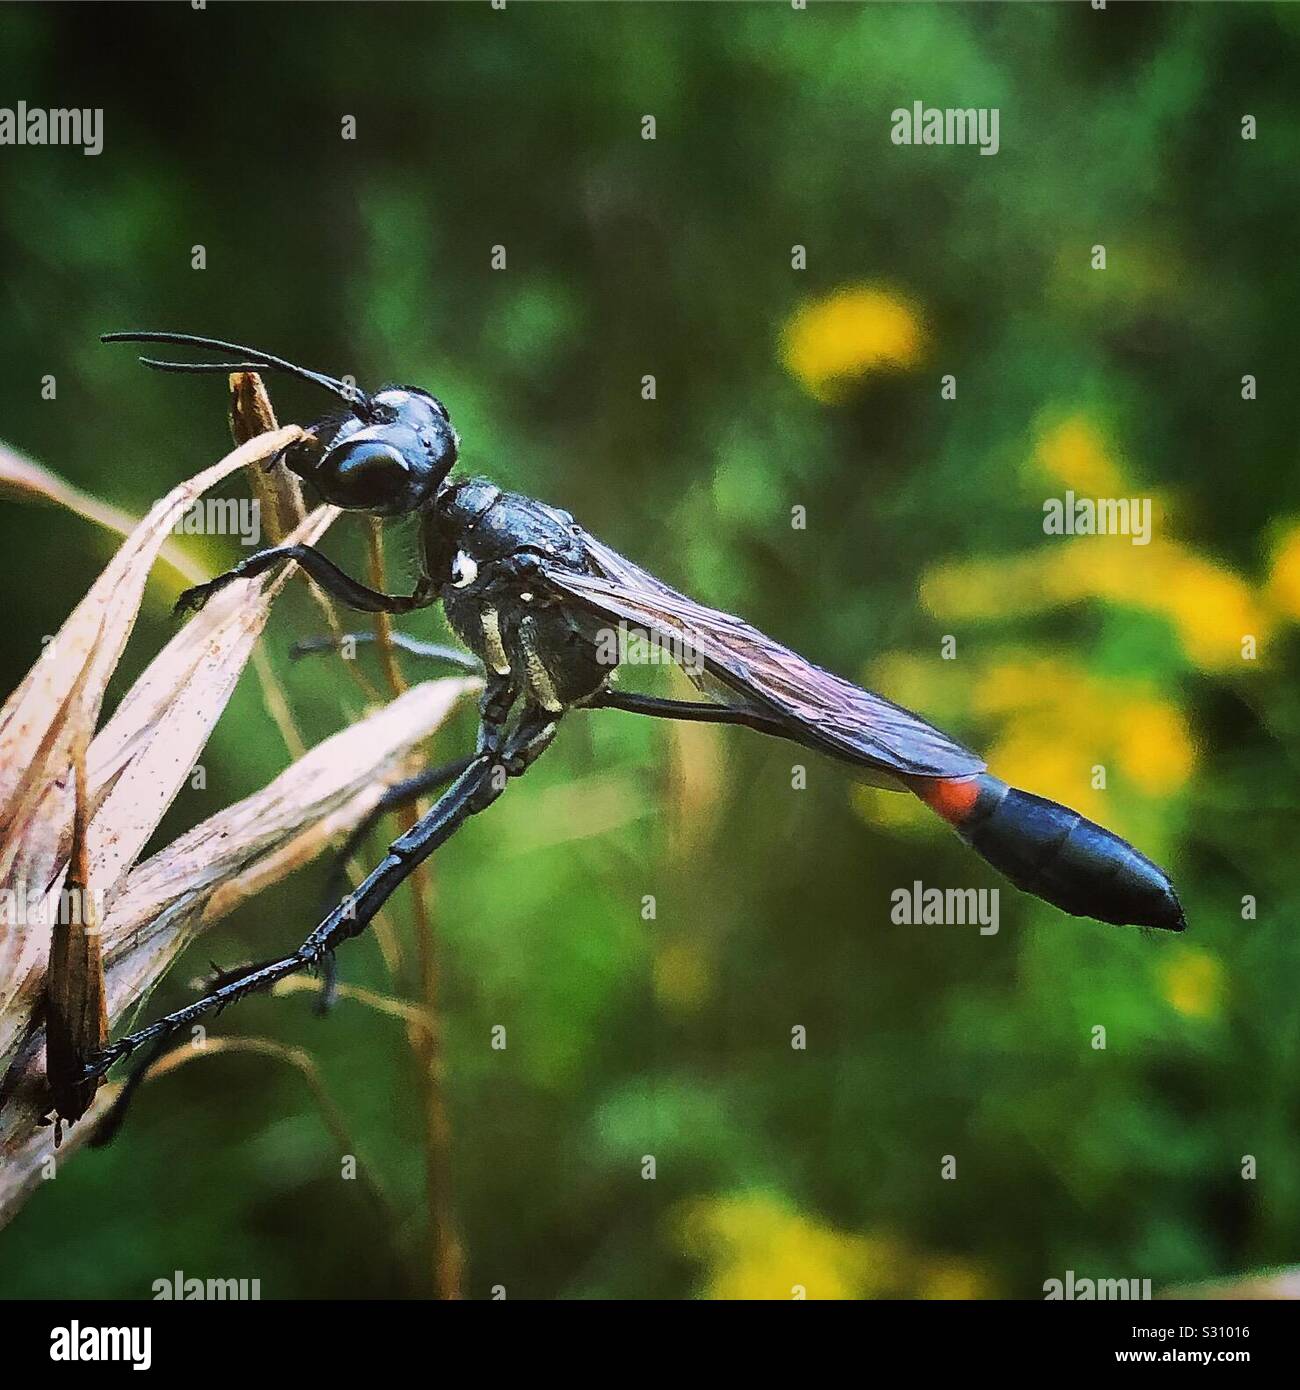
[539,532,985,781]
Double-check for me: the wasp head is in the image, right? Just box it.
[285,387,458,516]
[100,332,461,516]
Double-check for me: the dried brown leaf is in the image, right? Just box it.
[43,717,107,1126]
[100,676,477,1006]
[0,419,481,1226]
[0,425,302,1071]
[81,502,335,914]
[0,437,210,586]
[0,675,477,1219]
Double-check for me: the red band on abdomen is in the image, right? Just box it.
[909,775,983,826]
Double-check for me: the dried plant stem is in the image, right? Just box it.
[413,914,463,1300]
[367,518,407,700]
[225,376,401,970]
[272,975,436,1035]
[365,516,463,1301]
[228,372,381,708]
[250,643,308,763]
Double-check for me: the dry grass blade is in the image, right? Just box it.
[43,721,107,1129]
[0,424,301,829]
[0,438,205,585]
[272,975,437,1035]
[0,675,478,1220]
[0,425,303,1075]
[5,431,315,762]
[81,502,335,912]
[100,676,476,1003]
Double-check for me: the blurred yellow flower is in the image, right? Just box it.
[1062,541,1268,672]
[922,538,1270,673]
[1265,520,1300,621]
[677,1193,886,1299]
[676,1192,988,1299]
[1116,699,1197,795]
[853,651,1194,842]
[976,661,1194,823]
[1158,946,1225,1020]
[781,286,924,402]
[1033,415,1128,496]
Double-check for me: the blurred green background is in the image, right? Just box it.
[2,0,1299,1299]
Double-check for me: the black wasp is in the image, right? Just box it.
[79,332,1184,1104]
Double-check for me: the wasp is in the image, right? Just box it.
[80,332,1184,1098]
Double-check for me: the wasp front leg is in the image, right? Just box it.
[174,545,437,617]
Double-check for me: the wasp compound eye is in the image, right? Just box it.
[318,435,422,514]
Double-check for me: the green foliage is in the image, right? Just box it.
[1,3,1297,1299]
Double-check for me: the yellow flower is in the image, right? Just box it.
[972,658,1195,816]
[1116,699,1197,795]
[675,1193,989,1299]
[1033,415,1128,496]
[1265,520,1300,621]
[676,1193,897,1300]
[1159,947,1225,1020]
[1058,541,1269,673]
[781,287,924,402]
[922,539,1270,674]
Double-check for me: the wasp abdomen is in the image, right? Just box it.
[912,773,1185,931]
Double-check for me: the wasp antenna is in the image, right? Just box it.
[100,331,371,415]
[135,357,292,375]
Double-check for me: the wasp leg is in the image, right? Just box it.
[312,755,477,1016]
[476,673,516,757]
[290,631,482,673]
[173,544,436,617]
[583,688,797,742]
[78,704,556,1090]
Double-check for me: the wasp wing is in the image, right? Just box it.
[539,532,985,781]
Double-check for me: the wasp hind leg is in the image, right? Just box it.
[582,687,797,742]
[312,755,477,1016]
[78,697,559,1117]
